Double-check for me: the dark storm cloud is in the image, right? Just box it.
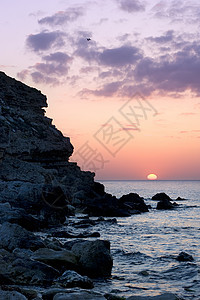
[118,0,145,12]
[38,7,84,26]
[26,31,66,52]
[99,45,142,67]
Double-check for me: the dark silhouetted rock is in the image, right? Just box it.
[0,222,45,251]
[156,198,178,210]
[127,293,180,299]
[152,193,172,201]
[0,249,59,286]
[176,196,186,201]
[31,248,78,271]
[0,290,27,300]
[71,240,113,278]
[176,251,194,262]
[118,193,148,213]
[53,291,106,300]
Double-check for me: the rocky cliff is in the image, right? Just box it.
[0,71,99,225]
[0,71,149,226]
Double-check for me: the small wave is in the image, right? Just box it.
[161,263,198,281]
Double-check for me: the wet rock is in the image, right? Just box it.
[118,193,148,213]
[152,193,172,201]
[0,290,27,300]
[127,292,180,299]
[176,196,186,201]
[51,230,100,238]
[0,222,45,251]
[176,251,194,262]
[53,291,106,300]
[71,240,113,278]
[54,270,94,289]
[105,294,126,300]
[156,199,178,210]
[31,248,78,271]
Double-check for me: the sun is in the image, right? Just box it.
[147,173,158,180]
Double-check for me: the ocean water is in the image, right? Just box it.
[89,180,200,299]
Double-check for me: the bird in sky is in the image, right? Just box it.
[87,38,91,41]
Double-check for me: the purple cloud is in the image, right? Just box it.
[17,51,72,86]
[99,45,142,67]
[118,0,145,12]
[79,81,122,98]
[31,72,59,85]
[146,30,174,44]
[38,7,84,26]
[17,70,29,81]
[152,1,200,24]
[134,44,200,95]
[26,31,66,52]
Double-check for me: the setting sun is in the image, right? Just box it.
[147,174,158,180]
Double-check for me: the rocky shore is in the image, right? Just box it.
[0,72,182,300]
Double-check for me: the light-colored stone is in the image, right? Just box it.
[54,270,93,289]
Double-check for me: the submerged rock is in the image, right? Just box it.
[176,251,194,262]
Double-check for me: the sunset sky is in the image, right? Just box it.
[1,0,200,180]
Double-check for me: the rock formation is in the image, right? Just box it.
[0,71,149,221]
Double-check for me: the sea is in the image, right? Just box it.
[88,180,200,299]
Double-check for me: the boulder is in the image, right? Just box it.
[71,240,113,278]
[0,290,27,300]
[152,193,172,201]
[31,248,78,271]
[118,193,149,213]
[0,222,45,251]
[54,270,93,289]
[176,251,194,262]
[0,249,59,286]
[127,292,180,300]
[156,199,178,210]
[53,291,106,300]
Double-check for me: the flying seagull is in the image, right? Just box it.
[87,38,91,41]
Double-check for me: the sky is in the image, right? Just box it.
[0,0,200,180]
